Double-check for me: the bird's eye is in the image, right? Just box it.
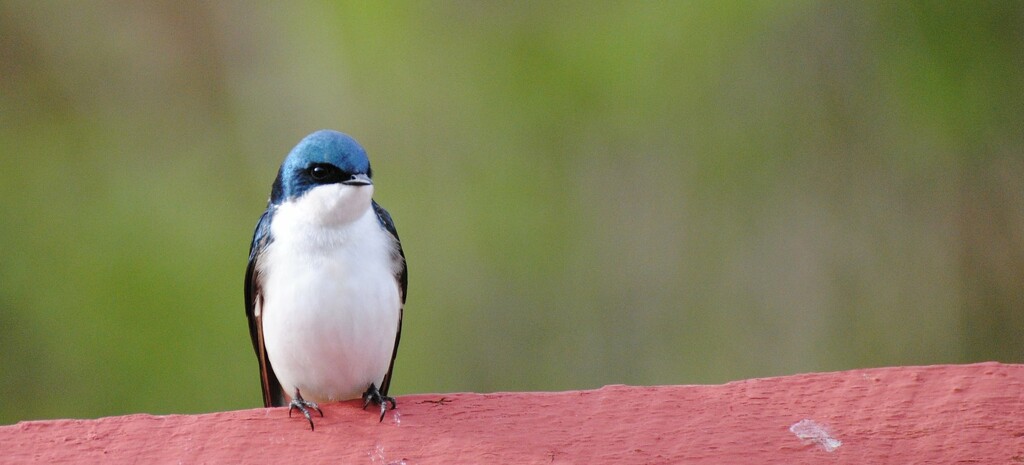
[309,165,338,182]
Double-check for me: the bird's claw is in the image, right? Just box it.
[288,389,323,431]
[362,383,397,422]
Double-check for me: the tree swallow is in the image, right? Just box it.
[244,130,407,430]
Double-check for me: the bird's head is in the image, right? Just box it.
[269,130,375,226]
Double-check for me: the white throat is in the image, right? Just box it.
[277,183,375,229]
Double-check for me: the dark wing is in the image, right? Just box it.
[245,208,285,407]
[372,200,407,396]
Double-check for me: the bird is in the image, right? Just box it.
[244,130,407,431]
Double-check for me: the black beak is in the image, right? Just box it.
[342,173,373,186]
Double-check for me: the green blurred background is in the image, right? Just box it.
[1,1,1022,424]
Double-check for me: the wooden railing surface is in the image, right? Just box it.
[2,363,1021,464]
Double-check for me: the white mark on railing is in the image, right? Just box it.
[789,419,842,452]
[368,442,408,465]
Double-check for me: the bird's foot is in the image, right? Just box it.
[361,383,396,422]
[288,389,323,431]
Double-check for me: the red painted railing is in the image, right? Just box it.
[2,363,1021,464]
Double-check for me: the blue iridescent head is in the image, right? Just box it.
[270,130,373,204]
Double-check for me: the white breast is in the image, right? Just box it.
[258,185,402,403]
